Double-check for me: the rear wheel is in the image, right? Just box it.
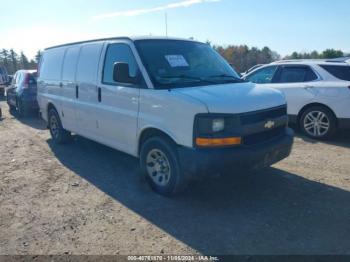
[16,99,25,117]
[140,136,187,196]
[7,96,16,111]
[48,108,72,144]
[300,106,336,140]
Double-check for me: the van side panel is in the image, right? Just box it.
[75,42,104,138]
[37,47,66,122]
[60,45,81,131]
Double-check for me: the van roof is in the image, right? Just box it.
[45,36,199,50]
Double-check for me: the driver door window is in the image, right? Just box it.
[102,43,139,86]
[246,66,278,84]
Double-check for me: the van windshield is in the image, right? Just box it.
[134,40,243,89]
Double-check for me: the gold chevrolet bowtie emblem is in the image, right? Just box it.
[264,120,275,129]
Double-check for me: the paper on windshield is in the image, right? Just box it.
[165,55,189,67]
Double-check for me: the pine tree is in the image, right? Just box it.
[9,49,18,74]
[35,50,42,64]
[0,49,10,72]
[20,51,30,69]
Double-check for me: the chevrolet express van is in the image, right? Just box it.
[37,37,294,196]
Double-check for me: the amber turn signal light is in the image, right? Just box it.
[196,137,242,147]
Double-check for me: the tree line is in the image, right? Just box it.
[0,45,348,75]
[0,49,42,75]
[213,44,280,73]
[285,49,345,60]
[211,43,347,73]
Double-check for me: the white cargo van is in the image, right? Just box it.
[37,37,293,196]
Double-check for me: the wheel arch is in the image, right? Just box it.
[297,102,338,127]
[138,127,178,157]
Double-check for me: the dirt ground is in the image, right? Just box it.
[0,99,350,255]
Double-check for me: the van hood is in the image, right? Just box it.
[173,82,286,114]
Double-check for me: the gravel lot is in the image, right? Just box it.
[0,99,350,255]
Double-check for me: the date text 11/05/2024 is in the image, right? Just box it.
[127,255,220,261]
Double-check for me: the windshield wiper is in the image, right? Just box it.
[158,75,216,84]
[207,74,245,82]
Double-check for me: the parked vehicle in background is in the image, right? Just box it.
[243,59,350,140]
[38,36,293,196]
[241,64,264,77]
[7,75,13,85]
[0,66,10,97]
[6,70,38,116]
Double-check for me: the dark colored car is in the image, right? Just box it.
[6,70,38,116]
[0,66,10,97]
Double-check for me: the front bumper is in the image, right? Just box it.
[178,127,294,178]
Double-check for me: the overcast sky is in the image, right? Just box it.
[1,0,349,59]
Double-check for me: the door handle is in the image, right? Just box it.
[98,87,102,102]
[75,85,79,99]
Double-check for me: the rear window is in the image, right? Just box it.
[320,65,350,81]
[40,48,65,80]
[29,73,37,83]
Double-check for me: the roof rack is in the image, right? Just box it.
[325,57,350,63]
[274,59,324,63]
[45,36,132,50]
[274,57,350,64]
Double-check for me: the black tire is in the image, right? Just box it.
[140,136,188,197]
[7,96,16,111]
[16,98,25,117]
[299,105,337,140]
[9,104,16,111]
[48,108,72,144]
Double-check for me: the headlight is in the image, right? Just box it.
[196,116,226,134]
[212,118,225,132]
[194,114,241,147]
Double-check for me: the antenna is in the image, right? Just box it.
[165,12,168,37]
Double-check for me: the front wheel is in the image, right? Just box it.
[300,106,337,140]
[140,137,187,197]
[48,108,72,144]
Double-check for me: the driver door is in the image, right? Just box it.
[95,41,143,156]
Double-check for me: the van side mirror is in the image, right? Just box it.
[113,62,138,84]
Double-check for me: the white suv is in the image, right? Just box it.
[37,37,293,196]
[243,59,350,139]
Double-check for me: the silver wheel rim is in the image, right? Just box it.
[146,149,171,187]
[50,115,59,139]
[304,111,330,137]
